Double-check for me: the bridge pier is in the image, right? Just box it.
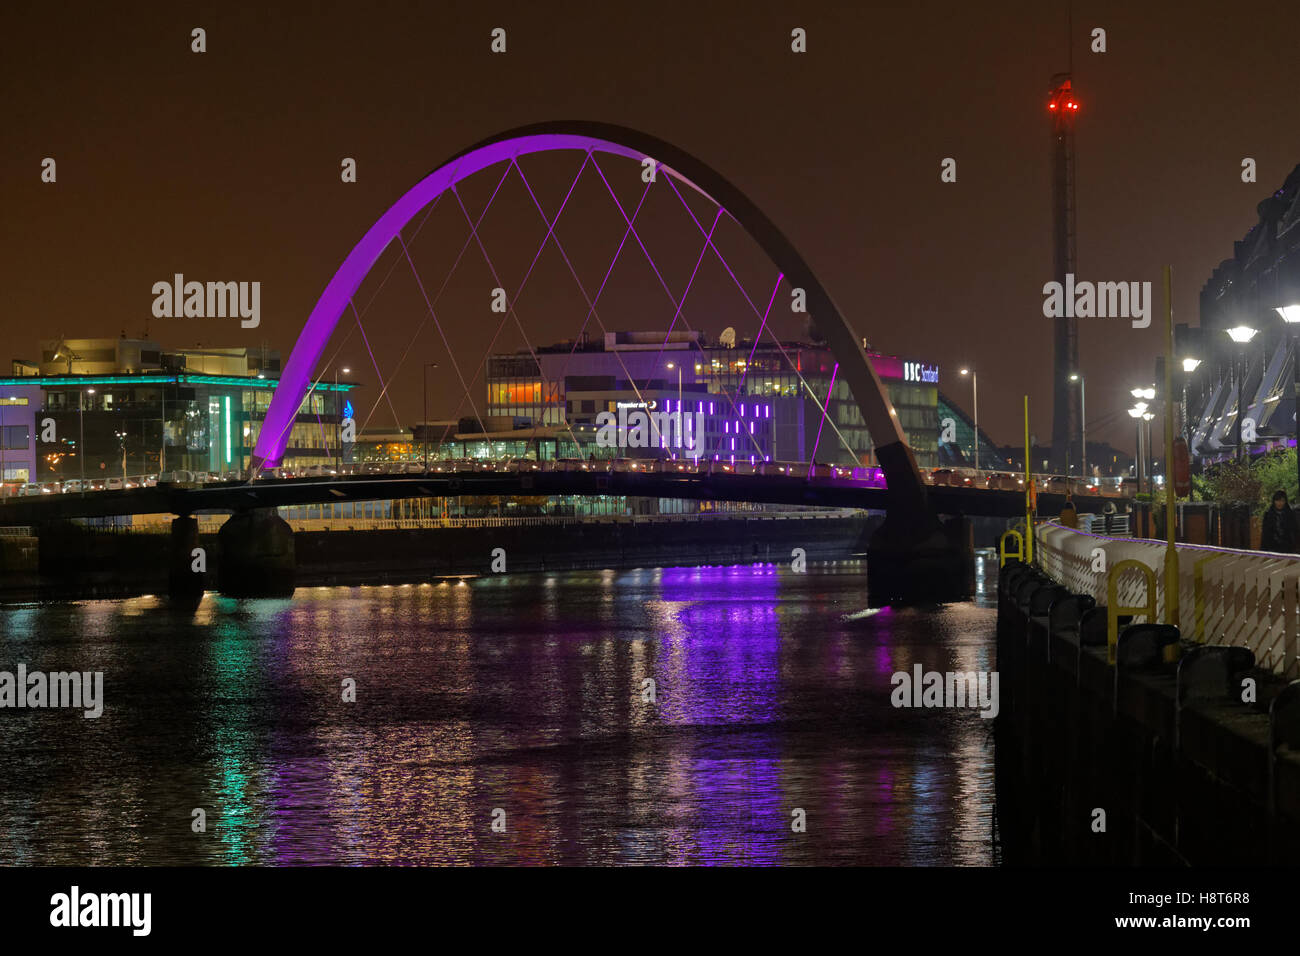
[217,509,296,598]
[864,442,973,606]
[866,515,973,606]
[167,515,206,598]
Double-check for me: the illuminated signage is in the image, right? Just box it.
[902,361,939,384]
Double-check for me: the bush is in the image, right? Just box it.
[1252,448,1298,513]
[1200,448,1297,514]
[1204,458,1262,508]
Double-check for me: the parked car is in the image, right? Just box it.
[931,468,974,487]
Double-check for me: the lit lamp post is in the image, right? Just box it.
[422,362,438,471]
[1129,404,1147,493]
[1181,356,1202,438]
[666,362,683,454]
[1275,304,1300,493]
[80,387,95,493]
[1142,411,1155,494]
[1069,372,1087,481]
[1179,355,1202,499]
[959,367,978,473]
[1226,325,1258,462]
[1131,385,1157,493]
[334,366,350,473]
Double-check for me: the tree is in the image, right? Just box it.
[1251,448,1298,513]
[1203,458,1262,509]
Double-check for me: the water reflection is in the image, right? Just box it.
[0,555,999,865]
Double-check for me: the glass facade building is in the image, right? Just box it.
[483,331,940,467]
[0,339,355,484]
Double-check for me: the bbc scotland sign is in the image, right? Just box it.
[902,361,939,384]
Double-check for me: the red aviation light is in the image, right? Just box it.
[1047,76,1078,115]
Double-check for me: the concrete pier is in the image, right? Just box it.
[866,514,973,606]
[167,515,205,598]
[216,509,295,598]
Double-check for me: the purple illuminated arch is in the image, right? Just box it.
[252,121,929,515]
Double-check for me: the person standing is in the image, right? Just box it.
[1260,489,1300,553]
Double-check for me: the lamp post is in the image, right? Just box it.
[1129,404,1146,493]
[1130,386,1156,493]
[1178,356,1201,500]
[1180,357,1201,439]
[1069,372,1086,480]
[959,367,978,473]
[1142,411,1155,495]
[666,362,683,452]
[1276,305,1300,495]
[334,366,350,473]
[422,362,438,471]
[1226,325,1258,462]
[80,387,94,493]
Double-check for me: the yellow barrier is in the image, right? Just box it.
[999,529,1024,567]
[1106,558,1157,666]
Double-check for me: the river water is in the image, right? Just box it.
[0,555,1000,865]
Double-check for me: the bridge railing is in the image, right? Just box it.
[109,508,861,535]
[1034,520,1300,677]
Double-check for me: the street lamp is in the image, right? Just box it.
[80,387,95,493]
[1142,411,1155,495]
[667,362,683,453]
[959,367,978,473]
[1129,387,1157,491]
[1276,305,1300,494]
[1226,325,1258,461]
[334,366,350,473]
[1069,372,1086,480]
[422,363,438,471]
[1128,406,1146,493]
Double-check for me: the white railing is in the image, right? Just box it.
[1034,520,1300,677]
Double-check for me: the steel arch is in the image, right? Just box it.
[251,121,930,518]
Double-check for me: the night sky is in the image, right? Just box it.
[5,0,1299,453]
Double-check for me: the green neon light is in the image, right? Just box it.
[224,395,232,464]
[0,374,355,391]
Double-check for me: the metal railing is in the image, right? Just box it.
[1076,512,1131,536]
[2,457,1141,499]
[103,508,860,535]
[1034,520,1300,677]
